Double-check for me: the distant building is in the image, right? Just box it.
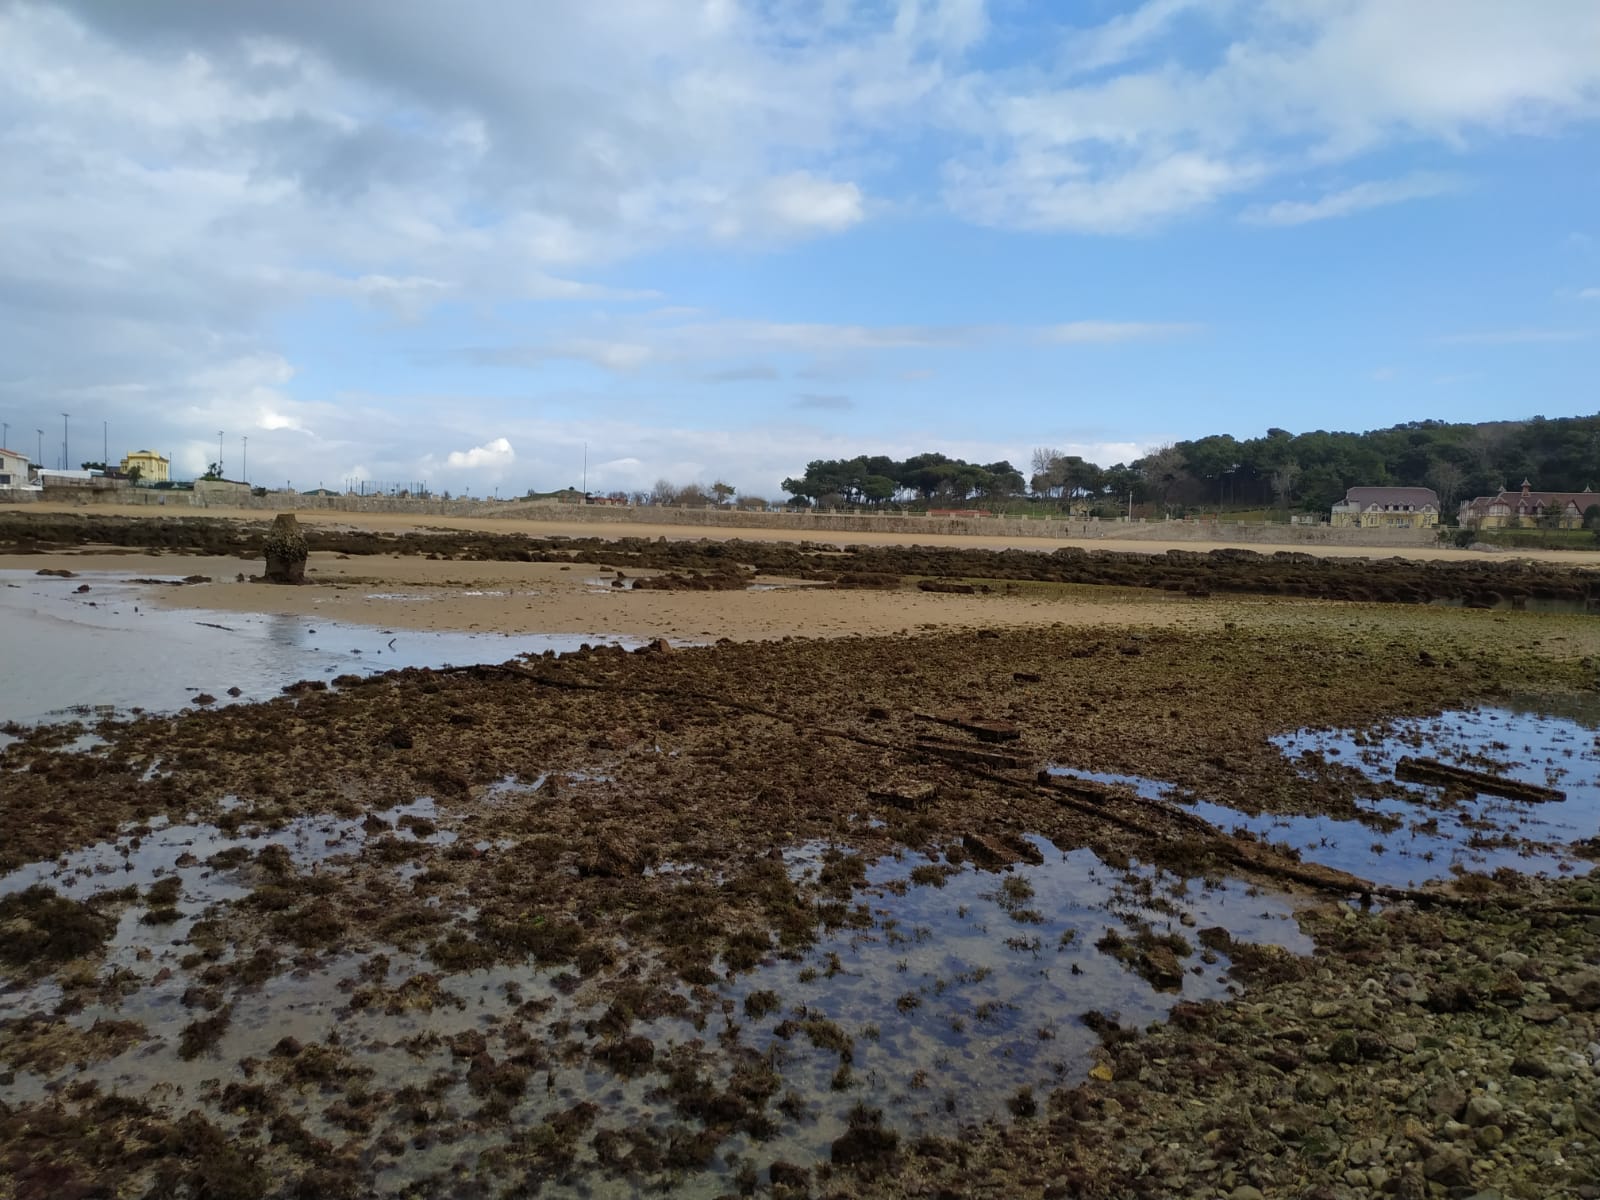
[120,450,170,482]
[1458,480,1600,530]
[194,478,252,501]
[0,447,30,488]
[1329,486,1441,529]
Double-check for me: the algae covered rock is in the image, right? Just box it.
[262,513,308,583]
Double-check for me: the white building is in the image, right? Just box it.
[0,447,32,488]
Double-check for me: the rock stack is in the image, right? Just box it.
[262,513,308,584]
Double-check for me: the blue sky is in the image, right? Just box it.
[1,0,1597,497]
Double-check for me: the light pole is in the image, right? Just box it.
[61,413,69,471]
[242,436,248,483]
[102,420,108,469]
[217,430,224,477]
[36,430,43,465]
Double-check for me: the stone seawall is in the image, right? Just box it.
[15,485,1445,550]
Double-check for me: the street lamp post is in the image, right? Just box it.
[242,436,248,484]
[36,430,43,465]
[218,431,224,477]
[61,413,69,471]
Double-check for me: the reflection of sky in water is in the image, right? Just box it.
[1055,701,1600,889]
[0,817,1312,1193]
[712,837,1309,1157]
[0,570,641,726]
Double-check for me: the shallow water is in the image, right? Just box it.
[1054,700,1600,889]
[0,814,1311,1195]
[717,837,1309,1160]
[0,570,642,726]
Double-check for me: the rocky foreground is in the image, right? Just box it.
[2,588,1599,1197]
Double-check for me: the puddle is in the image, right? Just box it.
[717,838,1309,1159]
[1053,700,1600,889]
[0,797,450,905]
[0,570,644,726]
[0,823,1309,1195]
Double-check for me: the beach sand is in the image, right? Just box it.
[22,501,1600,564]
[2,549,1218,641]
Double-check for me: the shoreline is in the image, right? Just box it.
[15,500,1600,565]
[1,555,1215,642]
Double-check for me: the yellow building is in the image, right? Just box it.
[1329,486,1440,529]
[1458,480,1598,530]
[120,450,170,482]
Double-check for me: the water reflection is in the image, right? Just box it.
[0,570,643,726]
[1052,701,1600,889]
[716,838,1309,1158]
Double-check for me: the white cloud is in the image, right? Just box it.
[1243,173,1463,226]
[1,0,1597,498]
[945,0,1600,231]
[753,172,865,236]
[948,150,1262,234]
[445,437,516,470]
[1042,321,1200,344]
[1579,288,1600,300]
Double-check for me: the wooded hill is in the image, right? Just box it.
[781,415,1600,516]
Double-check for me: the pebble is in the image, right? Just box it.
[1465,1094,1505,1127]
[1423,1145,1473,1186]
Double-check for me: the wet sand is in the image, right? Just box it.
[1,550,1220,641]
[23,501,1600,565]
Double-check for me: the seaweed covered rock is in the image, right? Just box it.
[0,885,115,972]
[262,513,308,584]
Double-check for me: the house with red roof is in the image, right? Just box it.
[1458,480,1600,530]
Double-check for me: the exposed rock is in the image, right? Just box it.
[1549,969,1600,1010]
[1423,1146,1473,1187]
[1465,1094,1505,1128]
[1139,944,1185,991]
[262,513,308,584]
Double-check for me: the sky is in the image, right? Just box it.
[1,0,1597,499]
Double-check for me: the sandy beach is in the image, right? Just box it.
[2,549,1215,641]
[23,501,1600,565]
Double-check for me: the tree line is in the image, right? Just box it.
[778,415,1600,516]
[781,453,1026,506]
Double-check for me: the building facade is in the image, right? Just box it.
[0,447,31,488]
[1458,480,1600,530]
[1329,485,1441,529]
[120,450,171,482]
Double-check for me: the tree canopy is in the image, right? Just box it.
[1132,416,1600,513]
[780,414,1600,515]
[781,453,1025,505]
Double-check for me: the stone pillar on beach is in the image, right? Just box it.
[262,513,308,584]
